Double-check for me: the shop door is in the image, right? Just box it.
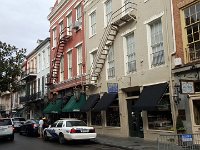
[127,100,144,138]
[190,98,200,133]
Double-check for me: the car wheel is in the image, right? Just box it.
[59,133,65,144]
[43,132,49,141]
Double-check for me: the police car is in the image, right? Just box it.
[43,118,97,144]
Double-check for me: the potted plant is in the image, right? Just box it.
[176,115,186,134]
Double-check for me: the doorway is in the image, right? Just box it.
[127,99,144,138]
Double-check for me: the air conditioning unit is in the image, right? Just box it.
[174,57,182,66]
[72,21,81,30]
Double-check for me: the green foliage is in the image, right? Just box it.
[0,41,26,93]
[176,115,186,131]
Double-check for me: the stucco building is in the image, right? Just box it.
[84,0,176,140]
[20,38,50,119]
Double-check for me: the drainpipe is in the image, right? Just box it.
[164,0,177,132]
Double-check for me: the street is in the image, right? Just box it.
[0,133,123,150]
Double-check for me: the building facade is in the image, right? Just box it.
[46,0,86,121]
[20,38,50,119]
[84,0,176,140]
[172,0,200,135]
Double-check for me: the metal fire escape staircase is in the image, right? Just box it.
[49,27,71,84]
[89,2,137,84]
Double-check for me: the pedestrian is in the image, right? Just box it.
[38,117,44,138]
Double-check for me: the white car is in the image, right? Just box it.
[0,118,14,141]
[43,118,97,144]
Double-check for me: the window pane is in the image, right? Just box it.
[193,100,200,125]
[91,111,102,125]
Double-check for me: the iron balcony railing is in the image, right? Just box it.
[21,68,37,79]
[186,47,200,63]
[19,92,42,103]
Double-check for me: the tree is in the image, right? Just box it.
[0,41,26,93]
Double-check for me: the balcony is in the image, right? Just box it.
[186,48,200,63]
[19,92,42,103]
[21,68,37,81]
[111,2,137,27]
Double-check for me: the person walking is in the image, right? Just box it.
[38,117,44,138]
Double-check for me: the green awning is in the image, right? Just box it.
[62,94,86,112]
[43,99,63,114]
[43,102,54,114]
[50,99,63,114]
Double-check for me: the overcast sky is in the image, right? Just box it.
[0,0,55,54]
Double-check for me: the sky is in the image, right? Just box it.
[0,0,55,54]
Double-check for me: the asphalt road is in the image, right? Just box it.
[0,133,123,150]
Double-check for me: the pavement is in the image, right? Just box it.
[94,134,158,150]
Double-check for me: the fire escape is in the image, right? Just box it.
[48,27,71,85]
[88,2,137,84]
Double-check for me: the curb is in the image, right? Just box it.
[93,139,135,150]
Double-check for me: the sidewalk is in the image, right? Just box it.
[94,134,158,150]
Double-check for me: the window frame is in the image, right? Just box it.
[89,10,96,37]
[104,0,112,27]
[76,44,83,76]
[124,32,136,74]
[52,27,57,48]
[107,46,115,79]
[76,4,82,23]
[67,50,73,78]
[67,12,72,36]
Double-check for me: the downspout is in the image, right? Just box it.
[164,0,177,132]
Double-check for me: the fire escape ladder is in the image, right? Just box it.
[89,2,137,84]
[49,27,72,84]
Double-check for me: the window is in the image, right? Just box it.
[106,100,120,127]
[42,50,46,70]
[42,76,45,96]
[76,4,82,23]
[68,50,72,78]
[38,78,40,93]
[147,95,173,130]
[77,45,82,76]
[125,33,136,73]
[105,0,112,25]
[52,27,57,47]
[149,19,164,67]
[91,111,102,126]
[60,55,64,81]
[57,121,63,127]
[90,50,97,68]
[107,46,115,79]
[59,21,64,39]
[38,54,41,72]
[67,13,72,36]
[90,11,96,36]
[184,2,200,61]
[193,100,200,125]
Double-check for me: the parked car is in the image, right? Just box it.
[43,118,97,144]
[19,119,39,137]
[0,118,14,141]
[12,117,26,132]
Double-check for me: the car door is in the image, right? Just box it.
[46,121,59,139]
[55,121,64,135]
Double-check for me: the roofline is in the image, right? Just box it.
[26,37,50,59]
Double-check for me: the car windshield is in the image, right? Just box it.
[67,121,87,127]
[0,119,12,126]
[13,118,25,121]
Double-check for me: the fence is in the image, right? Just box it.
[158,134,200,150]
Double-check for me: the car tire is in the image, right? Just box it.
[59,133,65,144]
[43,132,49,141]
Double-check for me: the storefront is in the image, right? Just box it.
[130,82,175,140]
[173,65,200,135]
